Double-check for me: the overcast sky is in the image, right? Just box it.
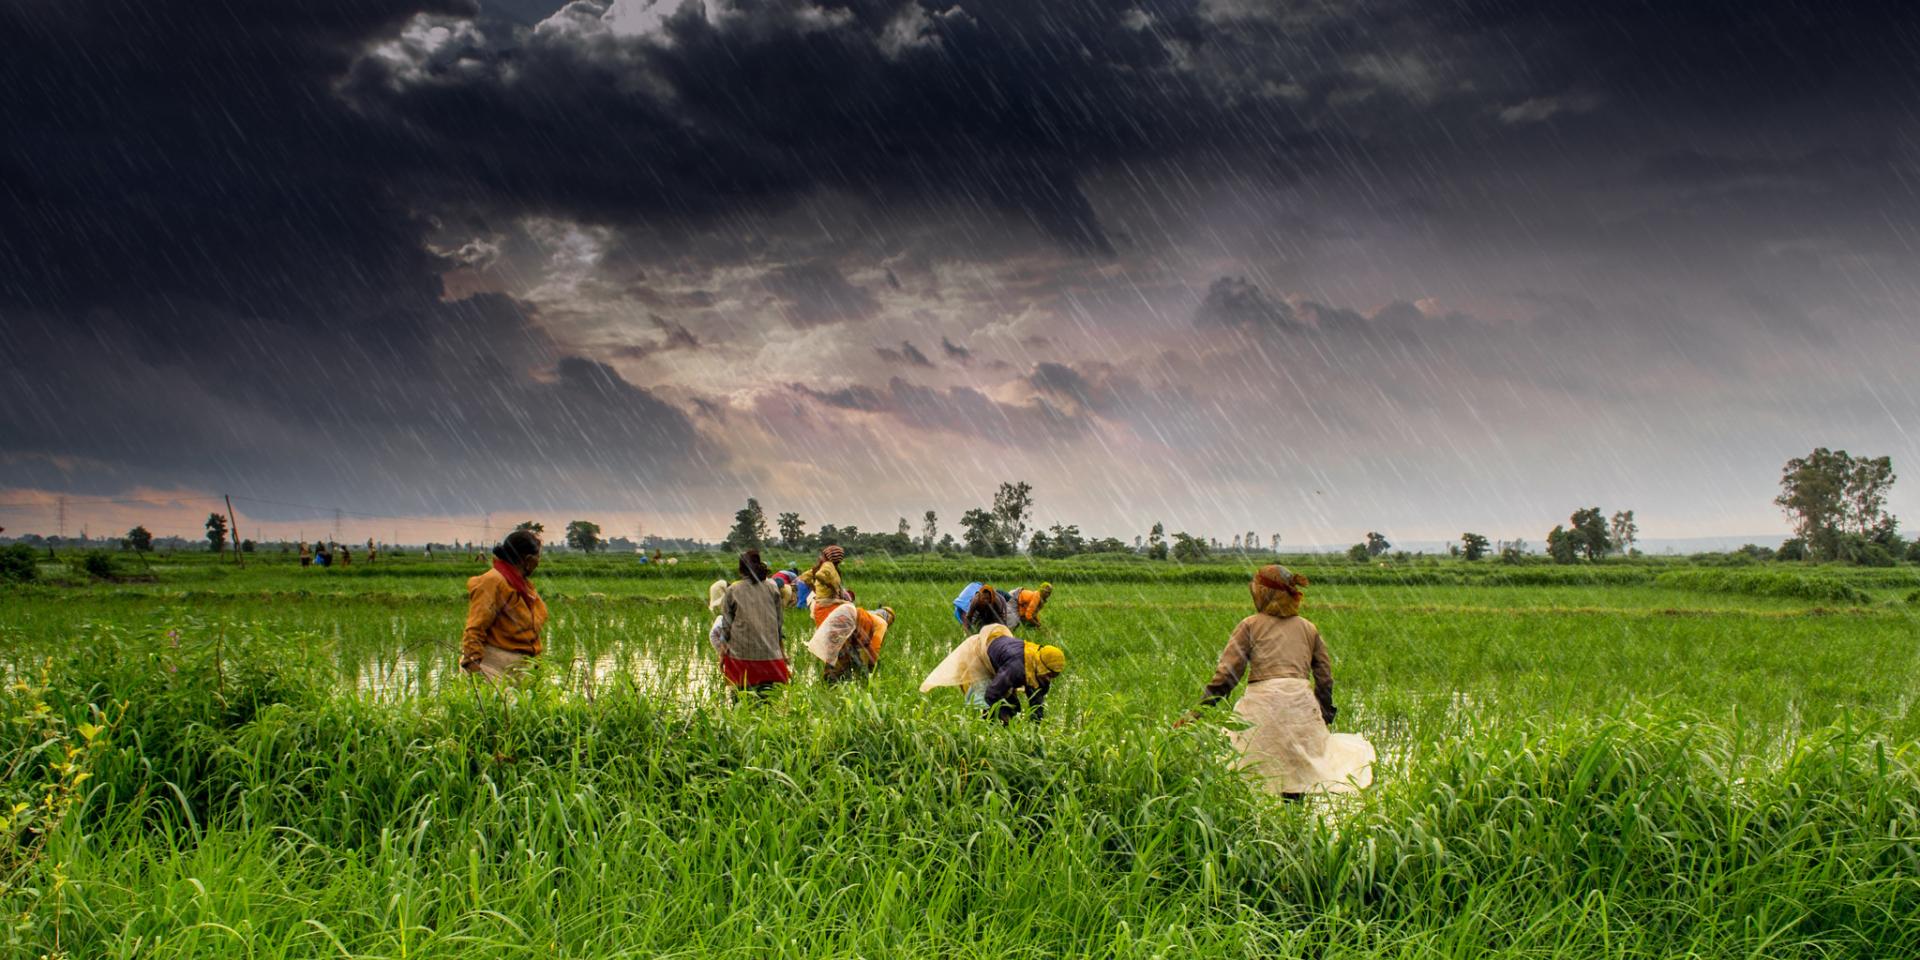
[3,0,1917,546]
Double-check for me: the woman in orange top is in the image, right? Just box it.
[460,530,549,680]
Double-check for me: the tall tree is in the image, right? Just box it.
[726,498,771,550]
[1776,449,1897,557]
[991,481,1034,552]
[124,525,153,553]
[960,508,999,556]
[514,520,545,538]
[1608,510,1637,555]
[1546,525,1579,564]
[777,512,806,550]
[205,513,228,554]
[1270,533,1282,552]
[1569,507,1611,560]
[920,510,938,551]
[1147,522,1168,560]
[1171,531,1210,562]
[565,520,602,553]
[1245,530,1258,553]
[1461,532,1490,561]
[1365,531,1391,557]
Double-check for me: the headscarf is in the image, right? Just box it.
[737,549,770,584]
[1250,563,1307,618]
[1023,642,1066,689]
[821,545,845,564]
[491,531,542,604]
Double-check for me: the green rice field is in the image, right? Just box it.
[4,551,1918,958]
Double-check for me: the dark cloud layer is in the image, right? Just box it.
[2,0,1916,529]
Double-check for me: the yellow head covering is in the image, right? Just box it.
[1023,642,1066,688]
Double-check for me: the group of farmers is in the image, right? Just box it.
[458,530,1373,796]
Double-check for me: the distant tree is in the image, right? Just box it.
[124,526,153,553]
[566,520,603,553]
[241,539,256,553]
[1499,539,1530,564]
[961,509,999,557]
[1608,510,1638,555]
[921,510,938,551]
[1461,532,1490,561]
[514,521,545,539]
[1546,525,1580,564]
[937,532,958,553]
[1171,531,1211,563]
[1147,522,1168,560]
[1133,535,1144,551]
[777,512,806,550]
[1028,530,1051,556]
[992,481,1034,551]
[1776,537,1809,561]
[1346,543,1370,563]
[1244,530,1258,553]
[1042,522,1085,557]
[1365,532,1390,557]
[1776,448,1897,559]
[1270,533,1281,552]
[205,513,228,553]
[724,498,770,551]
[1567,507,1611,560]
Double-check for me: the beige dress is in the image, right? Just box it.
[1205,614,1373,795]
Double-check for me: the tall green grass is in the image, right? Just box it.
[3,557,1918,958]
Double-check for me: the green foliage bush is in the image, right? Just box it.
[0,543,36,583]
[1655,569,1874,605]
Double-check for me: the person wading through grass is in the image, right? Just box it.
[460,530,549,681]
[709,549,790,698]
[798,545,848,609]
[1009,582,1054,627]
[1177,564,1373,799]
[953,581,1017,632]
[920,623,1065,723]
[806,594,895,683]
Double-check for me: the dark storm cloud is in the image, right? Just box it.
[3,0,1916,525]
[792,376,1086,444]
[940,337,972,364]
[759,262,881,330]
[1194,277,1299,331]
[875,342,935,369]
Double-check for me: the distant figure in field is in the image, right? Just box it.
[460,531,549,681]
[338,546,351,566]
[314,542,332,567]
[1179,564,1373,799]
[806,594,894,683]
[799,545,848,608]
[298,540,312,568]
[1010,582,1054,627]
[953,582,1015,632]
[709,549,789,697]
[367,537,377,563]
[921,623,1065,723]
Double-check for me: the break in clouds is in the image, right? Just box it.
[2,0,1917,542]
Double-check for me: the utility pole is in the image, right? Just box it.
[225,494,243,566]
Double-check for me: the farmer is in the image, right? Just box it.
[769,568,802,608]
[1178,564,1373,798]
[953,581,1016,632]
[1010,582,1054,627]
[298,540,312,568]
[805,595,894,683]
[799,545,847,608]
[459,530,549,681]
[709,549,789,697]
[920,623,1065,723]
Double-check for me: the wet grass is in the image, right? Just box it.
[3,554,1918,957]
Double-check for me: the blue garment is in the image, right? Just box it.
[952,582,984,625]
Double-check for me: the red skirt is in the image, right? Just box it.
[721,655,791,687]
